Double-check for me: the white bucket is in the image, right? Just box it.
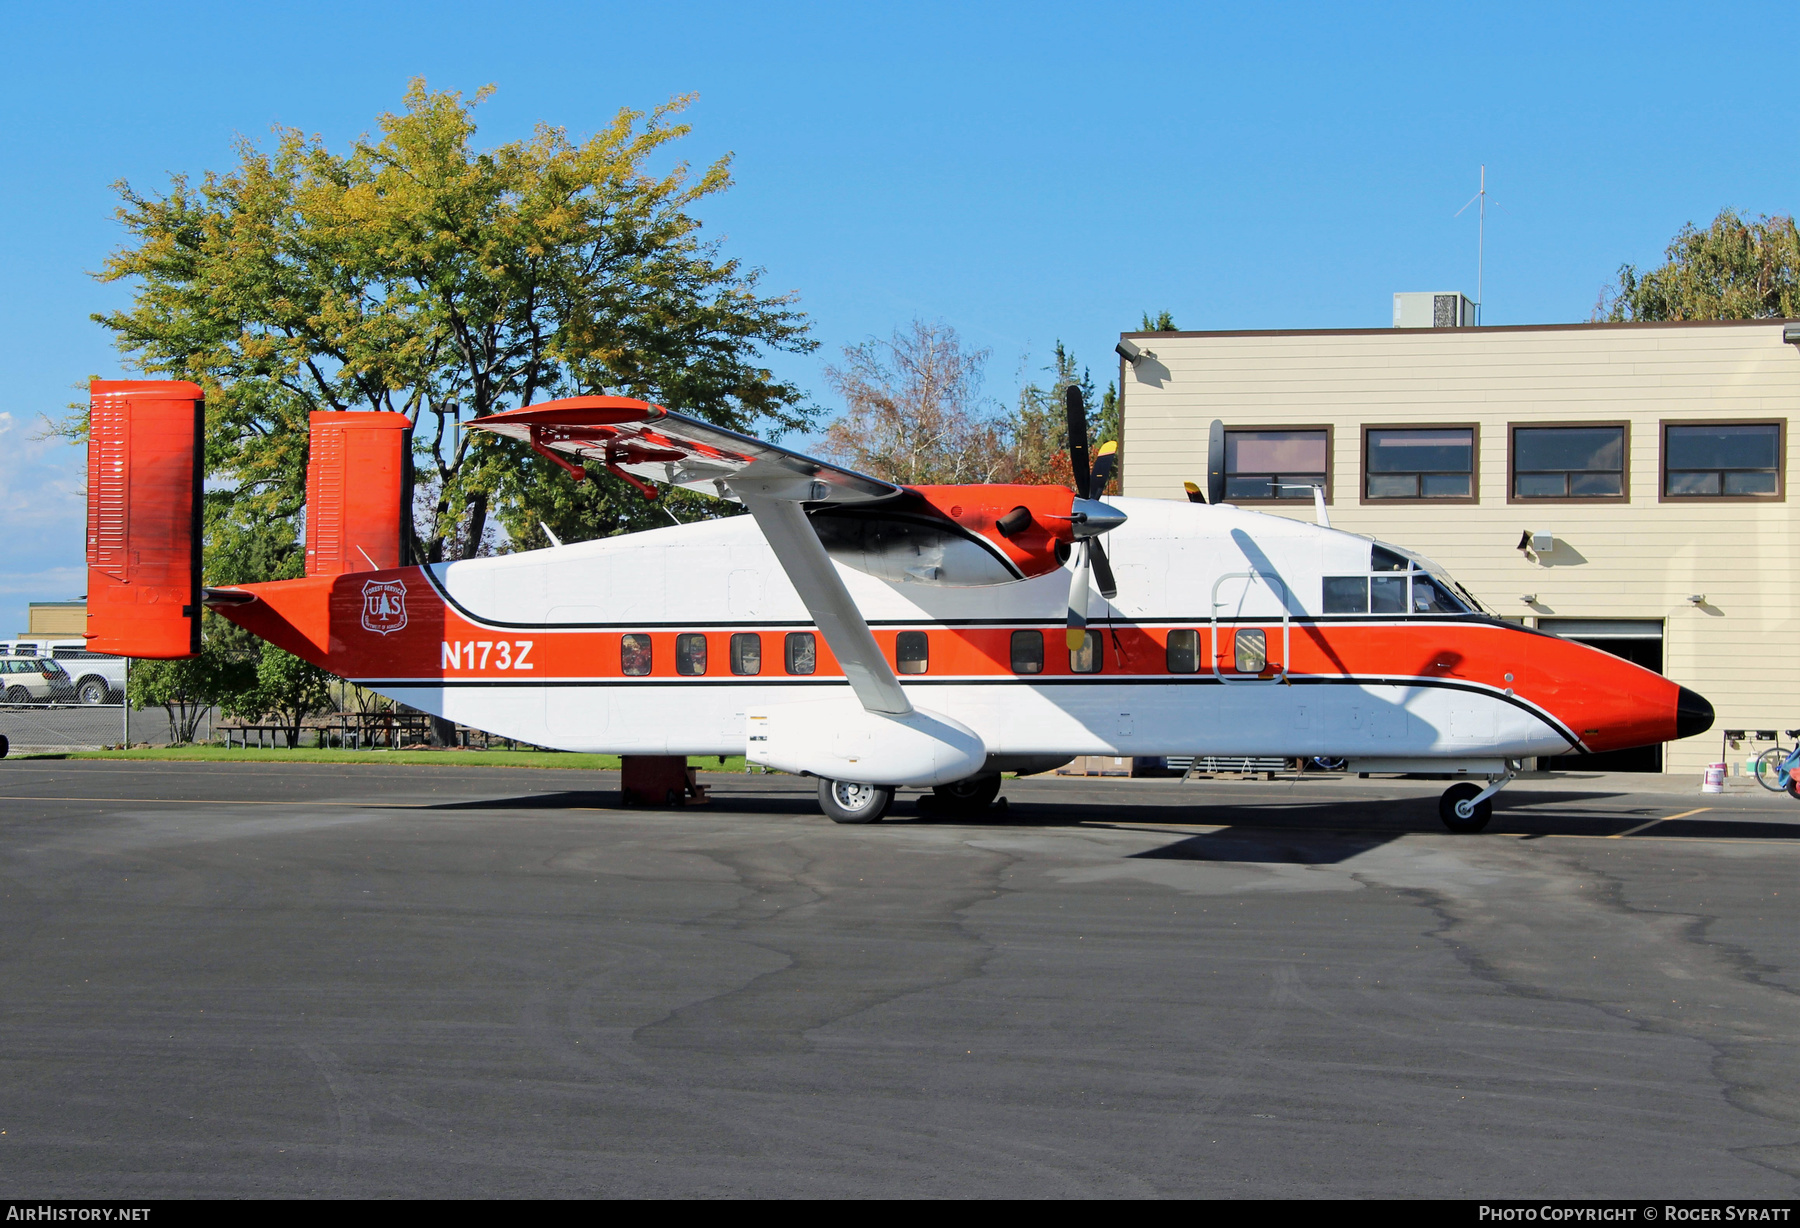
[1702,763,1726,793]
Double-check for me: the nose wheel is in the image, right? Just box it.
[818,779,895,824]
[1438,769,1515,833]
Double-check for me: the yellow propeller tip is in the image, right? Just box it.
[1097,441,1119,456]
[1183,481,1200,493]
[1065,629,1087,651]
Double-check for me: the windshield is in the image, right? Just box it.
[1322,540,1485,616]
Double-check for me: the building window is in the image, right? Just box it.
[1224,428,1330,501]
[896,631,928,674]
[1070,630,1104,673]
[621,633,652,676]
[785,632,816,675]
[1166,628,1198,673]
[1363,426,1476,501]
[1510,424,1627,501]
[1662,421,1784,499]
[1010,630,1044,674]
[675,633,707,676]
[730,633,761,676]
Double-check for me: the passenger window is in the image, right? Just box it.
[785,632,816,675]
[675,633,707,676]
[1166,629,1198,673]
[1070,631,1103,674]
[1322,576,1368,614]
[621,634,652,676]
[1371,576,1408,614]
[1234,628,1268,674]
[1010,630,1044,675]
[896,631,928,674]
[730,633,761,676]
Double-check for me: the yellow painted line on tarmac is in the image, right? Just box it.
[1606,806,1712,838]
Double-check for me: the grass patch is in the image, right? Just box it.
[14,746,751,772]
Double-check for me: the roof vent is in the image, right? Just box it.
[1393,292,1475,328]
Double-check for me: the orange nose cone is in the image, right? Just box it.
[1675,687,1714,740]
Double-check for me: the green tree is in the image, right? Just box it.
[1009,341,1113,488]
[127,641,255,744]
[90,78,815,572]
[1597,209,1800,321]
[1140,310,1177,331]
[226,647,335,748]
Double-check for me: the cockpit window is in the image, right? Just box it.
[1410,573,1469,614]
[1323,560,1476,616]
[1372,545,1410,572]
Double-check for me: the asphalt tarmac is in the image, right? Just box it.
[2,759,1799,1198]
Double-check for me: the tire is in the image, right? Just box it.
[818,779,894,824]
[0,734,8,758]
[76,677,110,705]
[4,687,30,707]
[1755,747,1792,792]
[929,773,1003,815]
[1438,782,1492,833]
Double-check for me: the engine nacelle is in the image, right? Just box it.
[746,699,986,787]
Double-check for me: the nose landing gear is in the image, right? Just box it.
[1438,767,1517,833]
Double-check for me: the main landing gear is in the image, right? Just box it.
[1437,767,1518,834]
[818,779,895,824]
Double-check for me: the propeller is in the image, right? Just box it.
[1182,420,1228,504]
[1063,386,1127,648]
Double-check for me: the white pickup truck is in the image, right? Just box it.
[2,641,127,704]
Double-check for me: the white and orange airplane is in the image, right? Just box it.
[85,379,1712,829]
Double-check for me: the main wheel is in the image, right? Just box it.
[76,677,110,705]
[930,773,1003,815]
[1438,782,1492,833]
[4,686,30,707]
[818,779,894,824]
[1755,747,1792,792]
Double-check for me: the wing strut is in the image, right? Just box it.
[731,473,912,717]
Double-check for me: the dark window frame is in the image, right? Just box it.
[1165,628,1199,674]
[1009,629,1044,675]
[895,630,928,675]
[620,633,652,677]
[1359,422,1480,505]
[1507,420,1631,505]
[730,632,762,676]
[1222,424,1334,504]
[675,632,708,676]
[1658,418,1786,503]
[784,631,817,676]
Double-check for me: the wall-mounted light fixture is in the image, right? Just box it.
[1521,594,1538,605]
[1783,323,1800,345]
[1689,594,1707,605]
[1115,338,1147,366]
[1517,530,1554,554]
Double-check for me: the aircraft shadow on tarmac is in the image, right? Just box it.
[412,787,1800,844]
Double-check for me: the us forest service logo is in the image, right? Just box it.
[361,579,408,636]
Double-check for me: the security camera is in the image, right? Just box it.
[1115,338,1144,365]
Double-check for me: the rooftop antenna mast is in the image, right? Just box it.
[1455,165,1487,325]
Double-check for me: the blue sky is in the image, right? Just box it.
[3,1,1795,636]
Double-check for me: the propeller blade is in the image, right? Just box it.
[1090,441,1118,495]
[1065,385,1091,499]
[1183,481,1206,504]
[1089,535,1118,600]
[1065,540,1089,650]
[1206,419,1226,506]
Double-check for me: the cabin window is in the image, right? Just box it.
[1010,630,1044,674]
[896,631,929,674]
[1224,428,1330,501]
[1322,577,1368,614]
[621,634,652,676]
[785,632,816,675]
[1363,426,1476,501]
[1069,630,1103,674]
[1234,628,1268,674]
[1510,424,1627,500]
[675,633,707,676]
[1663,421,1783,499]
[1371,575,1408,614]
[1166,628,1199,673]
[730,633,761,676]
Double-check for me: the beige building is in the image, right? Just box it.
[1118,317,1799,775]
[19,601,86,639]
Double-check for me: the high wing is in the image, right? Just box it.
[465,396,900,507]
[467,396,913,716]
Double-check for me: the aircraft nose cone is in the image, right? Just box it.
[1676,686,1715,740]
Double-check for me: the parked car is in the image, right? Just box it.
[1,657,77,704]
[2,640,125,703]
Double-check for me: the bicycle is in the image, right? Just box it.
[1752,731,1800,796]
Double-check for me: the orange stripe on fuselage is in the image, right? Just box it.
[220,567,1683,754]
